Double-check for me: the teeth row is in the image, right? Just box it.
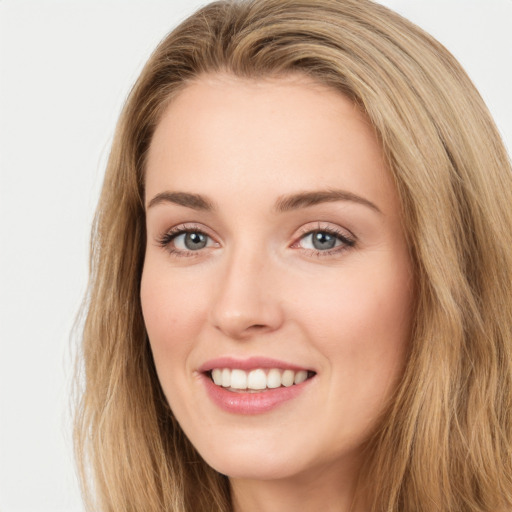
[211,368,308,390]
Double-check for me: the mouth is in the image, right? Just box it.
[208,367,316,393]
[198,357,317,413]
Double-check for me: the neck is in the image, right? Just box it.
[230,458,367,512]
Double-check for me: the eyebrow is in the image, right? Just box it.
[146,188,381,214]
[146,191,215,211]
[274,189,381,214]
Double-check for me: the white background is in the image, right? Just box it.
[0,1,511,511]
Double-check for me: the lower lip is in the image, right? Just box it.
[201,374,313,414]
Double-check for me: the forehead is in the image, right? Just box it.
[145,73,397,216]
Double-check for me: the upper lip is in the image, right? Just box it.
[198,356,313,373]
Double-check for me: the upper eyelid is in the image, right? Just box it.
[294,222,356,240]
[161,223,216,238]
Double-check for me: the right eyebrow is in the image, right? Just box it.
[146,191,215,211]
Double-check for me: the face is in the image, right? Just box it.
[141,74,413,483]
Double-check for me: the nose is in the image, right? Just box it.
[209,247,284,340]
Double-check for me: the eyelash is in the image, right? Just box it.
[293,225,356,257]
[156,223,213,258]
[156,223,356,258]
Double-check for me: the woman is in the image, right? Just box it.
[74,0,512,510]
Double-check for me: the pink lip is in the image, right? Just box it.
[197,357,315,415]
[201,375,313,414]
[198,356,311,373]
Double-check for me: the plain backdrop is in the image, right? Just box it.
[0,1,511,511]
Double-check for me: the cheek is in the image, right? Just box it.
[140,263,209,372]
[289,257,413,378]
[300,264,412,436]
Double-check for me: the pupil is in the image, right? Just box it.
[185,232,207,250]
[312,231,336,250]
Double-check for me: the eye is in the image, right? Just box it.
[295,227,355,254]
[173,231,210,251]
[301,231,340,250]
[157,224,218,256]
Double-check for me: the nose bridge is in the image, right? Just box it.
[209,241,283,339]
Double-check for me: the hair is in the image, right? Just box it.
[74,0,512,510]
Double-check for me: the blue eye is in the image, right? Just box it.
[299,229,355,252]
[157,226,216,255]
[173,231,209,251]
[308,231,338,250]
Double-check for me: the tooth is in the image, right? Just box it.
[294,370,307,384]
[212,367,310,389]
[230,369,247,390]
[247,369,267,390]
[282,369,295,387]
[212,368,222,385]
[267,369,282,389]
[221,368,231,387]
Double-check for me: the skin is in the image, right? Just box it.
[141,73,414,512]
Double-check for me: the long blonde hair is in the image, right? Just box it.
[75,1,512,510]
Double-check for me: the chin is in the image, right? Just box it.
[193,434,311,481]
[205,455,304,481]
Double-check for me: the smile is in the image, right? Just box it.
[210,368,312,392]
[199,357,317,414]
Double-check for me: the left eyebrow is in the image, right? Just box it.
[274,189,382,214]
